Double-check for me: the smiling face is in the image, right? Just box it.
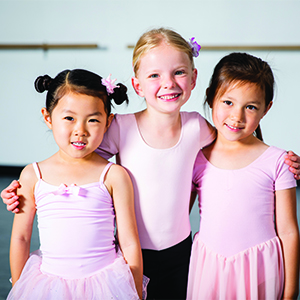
[212,82,272,144]
[132,42,197,115]
[42,91,113,161]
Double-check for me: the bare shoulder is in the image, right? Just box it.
[19,164,38,187]
[17,164,38,208]
[104,164,133,193]
[106,164,131,182]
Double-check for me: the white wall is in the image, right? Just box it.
[1,0,299,165]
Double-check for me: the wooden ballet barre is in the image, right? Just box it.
[0,44,101,50]
[127,45,300,51]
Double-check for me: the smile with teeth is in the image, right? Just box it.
[159,93,181,101]
[71,142,86,150]
[72,142,86,146]
[226,124,243,131]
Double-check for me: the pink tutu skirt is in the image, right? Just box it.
[187,235,284,300]
[7,250,149,300]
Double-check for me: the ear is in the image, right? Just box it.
[263,101,273,117]
[105,113,114,133]
[131,76,145,97]
[191,68,198,90]
[41,107,52,129]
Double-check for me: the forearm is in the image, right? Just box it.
[10,238,31,286]
[122,243,143,299]
[279,231,300,299]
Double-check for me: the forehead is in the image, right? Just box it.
[138,43,192,72]
[218,81,263,99]
[55,92,106,113]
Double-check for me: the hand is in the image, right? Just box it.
[285,151,300,180]
[1,180,21,213]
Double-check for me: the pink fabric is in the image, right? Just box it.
[188,236,284,300]
[187,146,296,299]
[96,112,215,250]
[7,162,142,300]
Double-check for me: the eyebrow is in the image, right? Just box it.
[62,109,103,116]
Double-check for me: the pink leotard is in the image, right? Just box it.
[96,112,215,250]
[187,146,297,299]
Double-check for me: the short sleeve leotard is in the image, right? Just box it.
[7,162,141,300]
[96,112,215,250]
[187,146,297,300]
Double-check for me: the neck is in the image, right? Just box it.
[142,107,181,128]
[135,109,182,149]
[203,132,268,170]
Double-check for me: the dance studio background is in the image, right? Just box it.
[0,0,300,168]
[0,1,300,299]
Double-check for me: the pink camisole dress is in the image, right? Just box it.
[7,162,143,300]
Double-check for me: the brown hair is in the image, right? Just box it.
[205,52,274,140]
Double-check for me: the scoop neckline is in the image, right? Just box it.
[133,112,184,150]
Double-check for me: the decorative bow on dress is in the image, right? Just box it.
[52,184,86,196]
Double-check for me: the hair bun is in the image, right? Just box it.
[110,83,129,105]
[34,75,52,93]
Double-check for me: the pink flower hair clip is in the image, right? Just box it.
[188,37,201,58]
[101,74,119,95]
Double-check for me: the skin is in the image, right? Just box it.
[202,82,300,299]
[2,44,300,206]
[131,41,200,149]
[9,92,143,298]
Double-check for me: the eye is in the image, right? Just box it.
[64,116,74,121]
[247,105,258,110]
[89,118,100,123]
[223,100,232,106]
[149,74,159,78]
[175,70,185,76]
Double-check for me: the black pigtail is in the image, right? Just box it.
[109,83,129,105]
[34,75,52,93]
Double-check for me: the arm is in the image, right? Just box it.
[95,115,120,160]
[285,151,300,180]
[106,165,143,299]
[1,180,21,213]
[275,187,300,299]
[10,165,37,285]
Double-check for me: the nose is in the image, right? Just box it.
[162,75,176,89]
[74,122,87,137]
[230,107,244,123]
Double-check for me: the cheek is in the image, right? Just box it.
[53,124,70,138]
[212,107,225,125]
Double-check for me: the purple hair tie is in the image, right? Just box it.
[189,37,201,57]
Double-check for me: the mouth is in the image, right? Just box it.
[225,124,243,131]
[158,93,181,102]
[71,142,86,150]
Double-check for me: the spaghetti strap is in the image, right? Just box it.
[32,162,41,180]
[100,162,113,183]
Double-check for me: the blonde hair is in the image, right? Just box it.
[132,28,195,75]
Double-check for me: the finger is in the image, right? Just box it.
[7,180,21,192]
[2,194,19,205]
[289,162,300,170]
[12,207,19,213]
[286,150,295,156]
[7,201,19,212]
